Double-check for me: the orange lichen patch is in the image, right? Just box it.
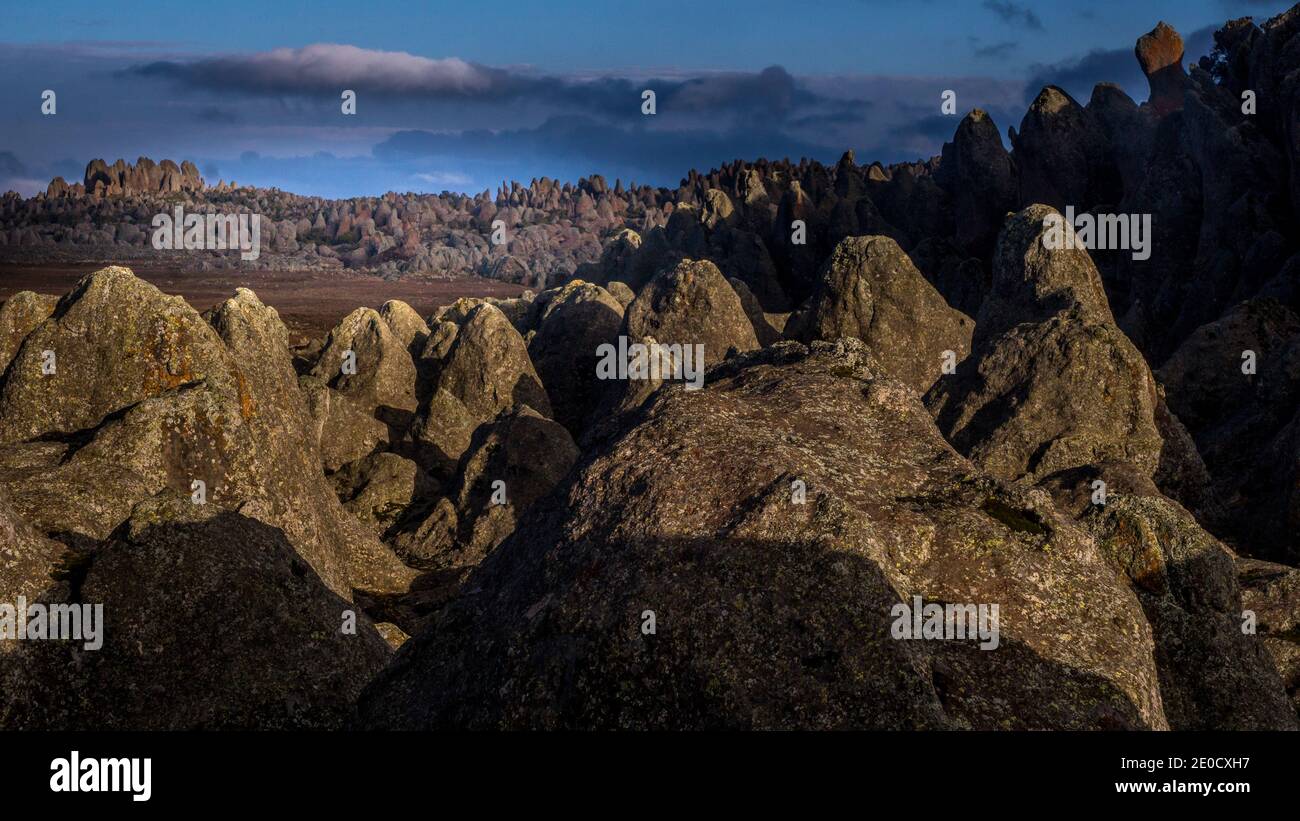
[141,314,201,393]
[235,369,256,421]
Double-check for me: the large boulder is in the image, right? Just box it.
[0,270,413,600]
[926,207,1164,483]
[786,236,973,393]
[1085,494,1295,729]
[358,340,1166,730]
[1136,21,1191,117]
[308,306,418,445]
[429,302,550,424]
[528,280,624,436]
[624,259,759,366]
[378,299,430,355]
[0,497,392,729]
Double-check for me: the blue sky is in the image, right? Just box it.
[0,0,1293,198]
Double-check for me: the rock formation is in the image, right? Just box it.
[4,9,1300,733]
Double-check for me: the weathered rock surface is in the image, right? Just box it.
[428,302,550,425]
[394,405,577,573]
[624,259,759,366]
[1158,299,1300,562]
[1238,557,1300,714]
[4,10,1300,732]
[1084,495,1296,729]
[0,269,413,600]
[0,488,65,632]
[528,280,624,435]
[927,207,1163,483]
[308,306,418,444]
[786,235,972,393]
[378,299,430,355]
[0,497,392,729]
[331,451,432,535]
[0,291,57,375]
[358,340,1167,730]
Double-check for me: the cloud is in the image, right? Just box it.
[973,41,1019,60]
[196,106,239,124]
[982,1,1043,31]
[132,44,500,96]
[0,151,26,177]
[126,45,868,131]
[374,115,841,186]
[413,170,474,187]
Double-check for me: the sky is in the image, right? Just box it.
[0,0,1293,198]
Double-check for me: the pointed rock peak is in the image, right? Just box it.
[983,205,1114,336]
[550,278,618,308]
[206,287,290,357]
[431,297,486,327]
[214,287,275,318]
[1089,82,1137,110]
[1028,85,1080,116]
[787,236,972,393]
[625,258,759,366]
[65,265,158,302]
[460,300,511,329]
[335,306,386,336]
[955,108,1004,146]
[378,299,431,350]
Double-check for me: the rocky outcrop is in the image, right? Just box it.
[0,269,413,600]
[1239,557,1300,714]
[728,277,782,346]
[528,280,624,435]
[0,488,65,630]
[304,307,419,470]
[378,299,430,355]
[0,497,392,729]
[937,109,1016,257]
[426,303,550,425]
[926,207,1163,484]
[331,451,432,535]
[1136,21,1191,117]
[1008,87,1120,213]
[393,405,577,574]
[786,236,972,393]
[1085,495,1295,729]
[1158,299,1300,562]
[82,157,204,198]
[357,340,1168,730]
[624,259,759,366]
[5,10,1300,733]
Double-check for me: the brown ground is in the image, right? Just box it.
[0,265,526,345]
